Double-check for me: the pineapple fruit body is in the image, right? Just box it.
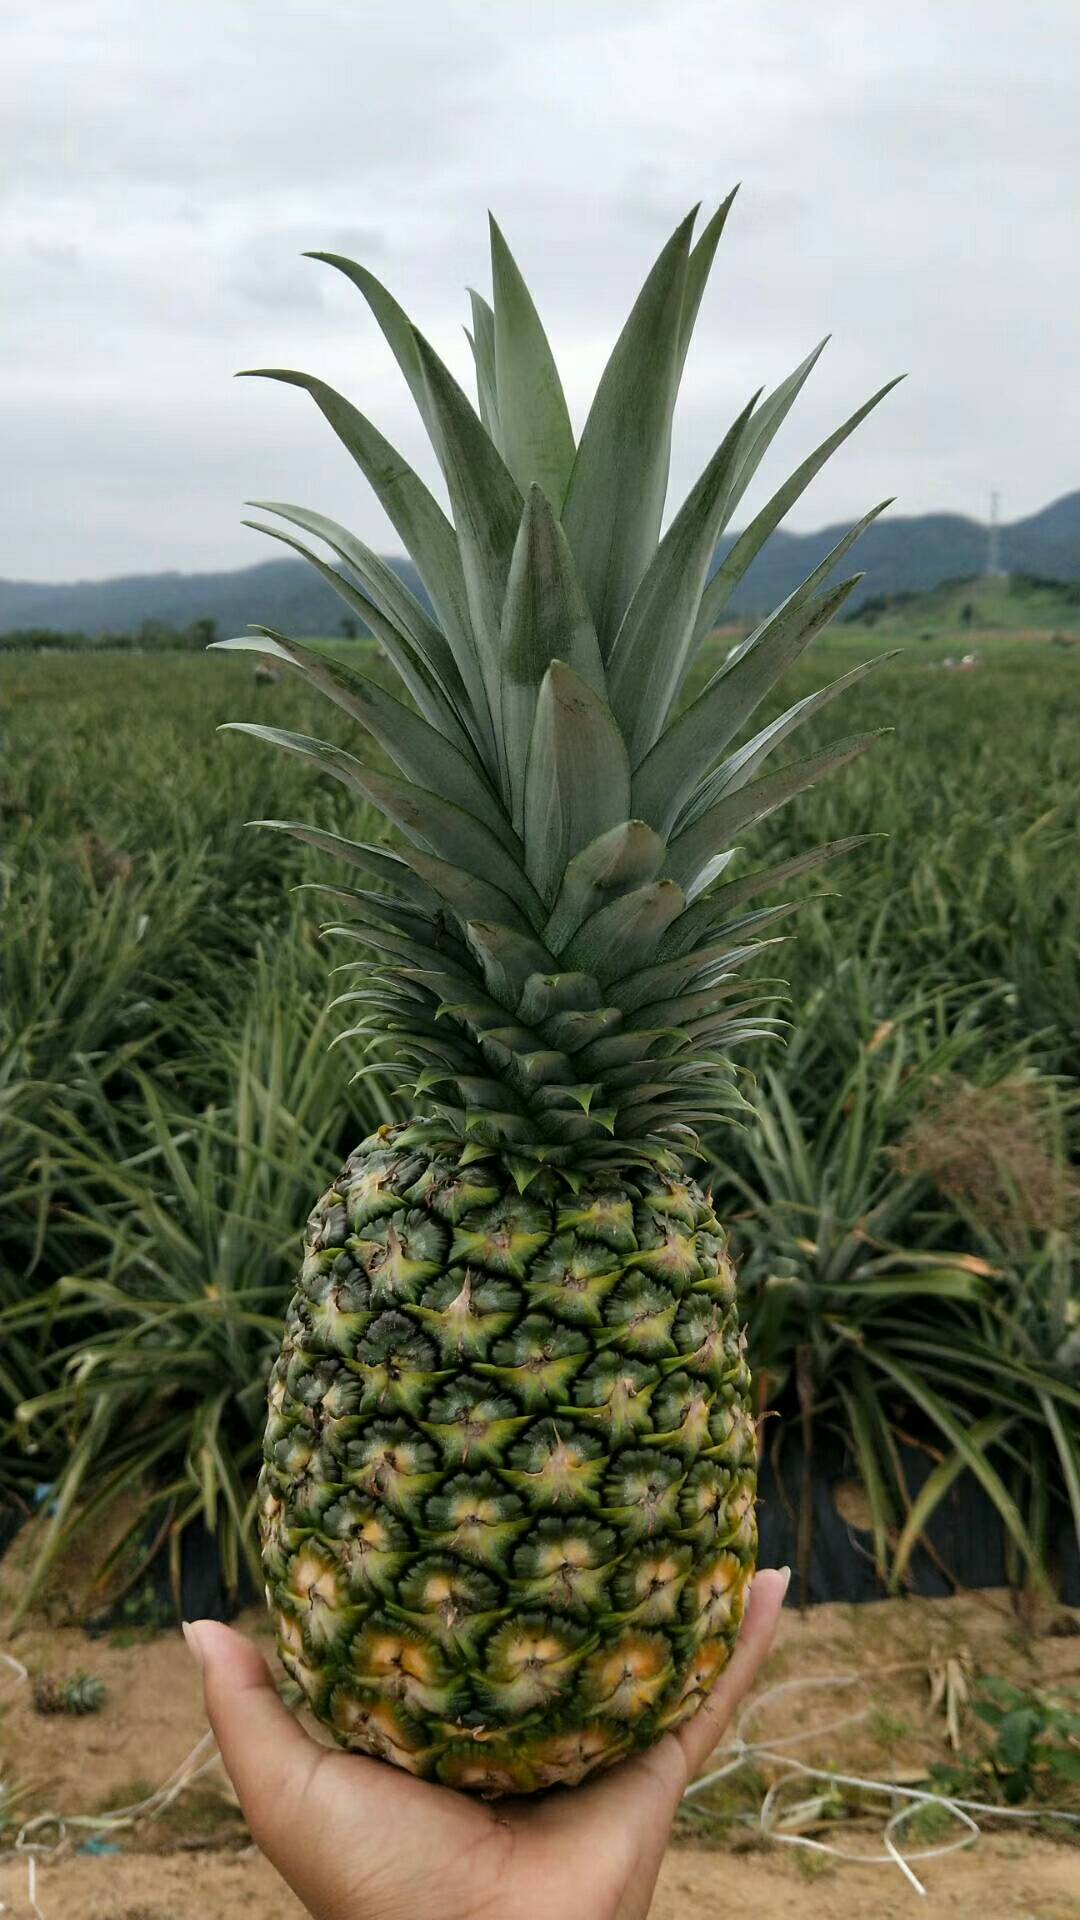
[261,1127,755,1792]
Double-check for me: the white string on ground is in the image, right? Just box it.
[0,1648,222,1920]
[683,1669,1080,1898]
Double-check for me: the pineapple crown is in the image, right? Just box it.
[215,197,897,1174]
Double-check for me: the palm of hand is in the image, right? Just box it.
[188,1567,786,1920]
[277,1736,687,1920]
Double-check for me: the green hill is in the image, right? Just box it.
[844,570,1080,637]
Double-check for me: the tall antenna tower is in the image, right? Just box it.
[986,490,1005,577]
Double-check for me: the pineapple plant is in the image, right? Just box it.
[216,196,895,1793]
[32,1671,107,1716]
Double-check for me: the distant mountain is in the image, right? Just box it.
[0,556,429,640]
[718,490,1080,615]
[2,493,1078,636]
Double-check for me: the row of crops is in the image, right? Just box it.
[1,640,1077,1614]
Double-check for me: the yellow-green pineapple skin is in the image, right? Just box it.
[260,1125,756,1793]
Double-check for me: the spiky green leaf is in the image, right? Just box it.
[489,216,575,503]
[522,664,631,906]
[500,486,606,831]
[561,210,696,654]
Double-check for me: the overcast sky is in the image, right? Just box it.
[3,0,1078,582]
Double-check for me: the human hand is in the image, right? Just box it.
[184,1565,788,1920]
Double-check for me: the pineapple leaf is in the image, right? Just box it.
[676,188,739,379]
[677,650,897,832]
[657,836,881,954]
[412,330,524,786]
[722,336,830,531]
[606,938,781,1014]
[500,486,606,833]
[226,724,544,926]
[543,821,668,954]
[634,500,891,833]
[561,882,686,981]
[304,252,436,439]
[522,663,631,906]
[606,391,759,762]
[246,819,440,907]
[561,208,696,655]
[489,216,576,504]
[696,376,904,638]
[301,883,469,956]
[212,632,514,848]
[465,921,558,1007]
[237,370,485,726]
[247,500,463,703]
[653,894,810,963]
[242,516,479,758]
[664,732,886,901]
[399,851,539,937]
[467,290,500,438]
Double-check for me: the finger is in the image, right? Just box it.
[184,1618,321,1830]
[672,1565,789,1779]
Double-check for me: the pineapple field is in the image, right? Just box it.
[3,631,1078,1604]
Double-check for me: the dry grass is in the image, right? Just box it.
[892,1077,1080,1246]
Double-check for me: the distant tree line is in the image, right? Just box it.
[0,617,222,653]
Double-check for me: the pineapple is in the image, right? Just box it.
[217,197,894,1793]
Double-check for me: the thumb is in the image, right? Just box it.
[183,1618,321,1836]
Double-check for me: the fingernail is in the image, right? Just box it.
[182,1620,206,1669]
[778,1565,792,1597]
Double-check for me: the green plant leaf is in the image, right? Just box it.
[499,486,606,833]
[664,732,885,900]
[465,921,557,1007]
[562,881,685,981]
[607,392,759,762]
[561,208,696,654]
[889,1414,1014,1591]
[467,290,500,438]
[544,820,668,953]
[634,500,890,833]
[212,631,513,847]
[241,517,481,759]
[679,650,896,830]
[222,724,544,925]
[655,835,879,958]
[246,499,466,706]
[696,378,904,639]
[489,216,576,503]
[723,336,830,530]
[303,252,436,438]
[413,330,524,786]
[676,189,739,379]
[868,1351,1048,1591]
[997,1707,1041,1769]
[522,663,631,906]
[237,371,477,670]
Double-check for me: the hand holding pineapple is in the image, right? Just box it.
[217,203,890,1792]
[186,1565,787,1920]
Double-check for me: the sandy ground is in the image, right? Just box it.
[2,1834,1079,1920]
[2,1588,1078,1919]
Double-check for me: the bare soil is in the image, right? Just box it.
[2,1586,1078,1920]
